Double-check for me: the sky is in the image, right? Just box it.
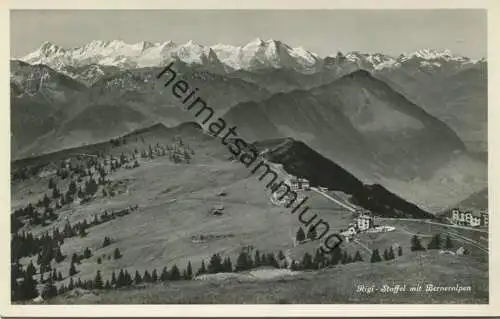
[10,9,487,59]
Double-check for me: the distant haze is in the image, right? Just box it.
[10,9,486,59]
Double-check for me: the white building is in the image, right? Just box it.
[470,213,481,227]
[481,211,489,226]
[451,209,485,227]
[298,178,310,190]
[285,177,310,191]
[285,178,299,191]
[357,213,375,231]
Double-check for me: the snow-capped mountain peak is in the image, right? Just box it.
[39,41,65,55]
[401,48,469,63]
[18,40,483,76]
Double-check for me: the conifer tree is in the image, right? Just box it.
[398,246,403,256]
[186,261,193,279]
[40,270,45,283]
[411,235,425,251]
[151,269,158,282]
[196,260,207,276]
[83,247,92,259]
[170,264,181,280]
[26,261,36,277]
[48,178,56,189]
[388,247,395,260]
[222,257,232,273]
[160,267,169,281]
[42,194,51,208]
[71,252,79,265]
[79,226,87,238]
[235,252,249,272]
[341,251,349,264]
[21,270,39,300]
[313,249,325,269]
[134,270,142,284]
[307,226,318,240]
[445,234,453,249]
[111,271,117,287]
[102,236,112,248]
[69,261,77,276]
[143,270,152,283]
[52,186,61,199]
[57,271,63,281]
[124,270,133,286]
[267,253,279,268]
[278,250,286,260]
[54,247,65,263]
[104,280,111,290]
[207,253,223,274]
[301,252,314,269]
[354,250,363,262]
[296,227,306,243]
[113,248,122,260]
[117,269,125,288]
[370,249,382,263]
[93,270,103,289]
[254,250,261,267]
[41,278,57,299]
[383,248,389,261]
[67,181,77,195]
[68,277,74,291]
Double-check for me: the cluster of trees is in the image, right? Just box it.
[12,243,124,302]
[12,229,66,268]
[370,245,403,263]
[11,258,67,302]
[295,226,319,243]
[12,165,44,181]
[11,198,58,232]
[427,234,454,250]
[410,233,453,252]
[11,171,108,231]
[11,261,39,301]
[370,233,456,264]
[13,204,135,261]
[13,243,368,302]
[139,138,195,164]
[12,134,193,234]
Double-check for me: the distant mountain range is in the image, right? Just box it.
[19,39,484,77]
[14,39,487,154]
[10,39,488,212]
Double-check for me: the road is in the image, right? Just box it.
[445,229,489,253]
[310,187,356,212]
[311,187,488,234]
[312,187,489,253]
[378,217,488,233]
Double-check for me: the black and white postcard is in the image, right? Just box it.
[2,1,499,317]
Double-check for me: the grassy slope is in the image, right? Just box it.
[14,133,356,295]
[46,250,488,304]
[12,125,488,304]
